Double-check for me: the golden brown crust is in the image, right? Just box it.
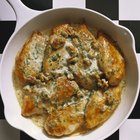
[51,76,78,104]
[52,23,96,41]
[44,101,85,136]
[76,24,96,43]
[52,23,71,36]
[97,32,125,86]
[85,83,123,129]
[21,95,44,117]
[15,32,46,85]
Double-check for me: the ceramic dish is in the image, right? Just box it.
[0,0,140,140]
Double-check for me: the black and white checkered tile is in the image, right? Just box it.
[0,0,140,140]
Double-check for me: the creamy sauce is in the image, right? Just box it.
[13,23,126,137]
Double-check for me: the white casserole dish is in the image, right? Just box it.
[0,0,140,140]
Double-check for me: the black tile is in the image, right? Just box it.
[21,0,52,11]
[0,95,5,119]
[86,0,118,20]
[119,21,140,118]
[20,129,119,140]
[105,130,119,140]
[0,21,16,53]
[20,131,35,140]
[119,21,140,53]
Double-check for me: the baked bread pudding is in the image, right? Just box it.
[13,23,125,137]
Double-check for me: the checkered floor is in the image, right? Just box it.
[0,0,140,140]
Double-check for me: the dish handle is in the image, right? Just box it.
[7,0,86,32]
[6,0,42,32]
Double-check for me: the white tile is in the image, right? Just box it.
[53,0,85,8]
[0,120,20,140]
[120,119,140,140]
[0,0,16,20]
[119,0,140,20]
